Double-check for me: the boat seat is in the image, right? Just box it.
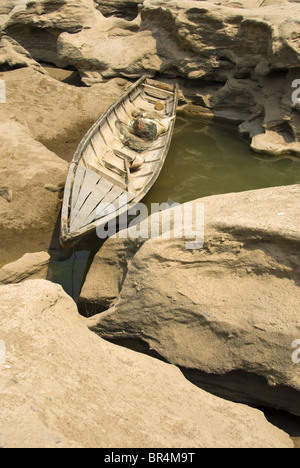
[113,149,134,162]
[146,78,175,92]
[142,83,173,100]
[85,162,128,191]
[103,160,126,177]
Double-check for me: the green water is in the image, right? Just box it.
[48,249,92,302]
[49,117,300,300]
[144,117,300,206]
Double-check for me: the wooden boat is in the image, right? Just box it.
[60,75,179,248]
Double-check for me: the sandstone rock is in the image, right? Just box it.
[0,116,67,233]
[0,0,17,28]
[0,117,68,237]
[86,185,300,417]
[79,237,138,315]
[140,0,300,75]
[0,35,45,72]
[7,0,298,84]
[251,130,300,157]
[57,0,300,155]
[57,24,157,84]
[210,76,259,122]
[0,0,16,15]
[2,0,102,65]
[0,252,50,284]
[0,64,126,160]
[94,0,143,21]
[0,280,293,447]
[2,0,300,157]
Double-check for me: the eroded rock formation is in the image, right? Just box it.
[1,0,300,156]
[0,279,294,448]
[85,185,300,417]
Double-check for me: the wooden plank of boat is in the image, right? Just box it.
[60,75,179,248]
[142,84,173,100]
[70,167,101,224]
[70,177,114,232]
[83,185,125,228]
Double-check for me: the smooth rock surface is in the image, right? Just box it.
[0,280,293,448]
[0,252,50,284]
[0,64,128,161]
[86,185,300,417]
[0,35,45,72]
[79,238,137,316]
[0,118,67,234]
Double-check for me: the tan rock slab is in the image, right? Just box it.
[0,280,293,448]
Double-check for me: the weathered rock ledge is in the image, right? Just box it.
[0,252,50,284]
[1,0,300,157]
[0,280,294,448]
[84,184,300,418]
